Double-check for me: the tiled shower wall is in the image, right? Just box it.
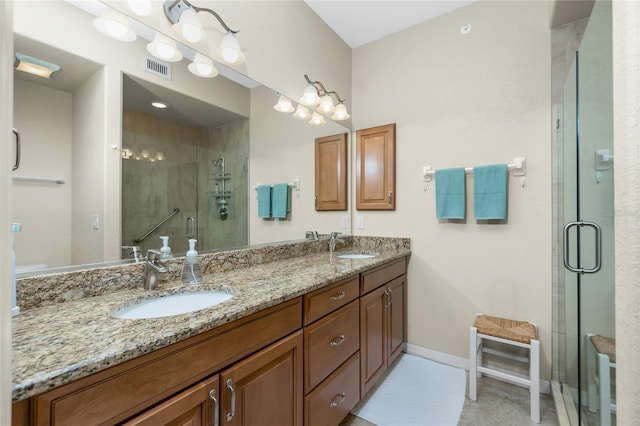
[122,109,249,257]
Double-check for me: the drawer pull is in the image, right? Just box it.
[329,335,346,347]
[209,389,219,426]
[329,392,346,408]
[329,291,346,302]
[226,378,236,421]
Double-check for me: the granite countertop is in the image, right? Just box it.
[12,247,410,401]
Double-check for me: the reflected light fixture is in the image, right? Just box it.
[14,53,61,79]
[293,105,311,120]
[309,112,326,126]
[317,95,335,114]
[147,32,183,62]
[151,100,169,109]
[299,84,321,107]
[273,94,295,113]
[188,52,219,78]
[128,0,152,16]
[93,8,136,42]
[163,0,245,65]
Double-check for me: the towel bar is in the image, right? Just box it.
[423,157,526,182]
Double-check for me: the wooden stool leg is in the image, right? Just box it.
[530,339,540,423]
[598,353,611,426]
[469,326,478,401]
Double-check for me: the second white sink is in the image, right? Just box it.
[336,253,377,259]
[113,291,233,320]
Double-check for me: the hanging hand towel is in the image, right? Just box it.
[271,183,289,219]
[473,164,508,220]
[257,185,272,218]
[435,168,466,219]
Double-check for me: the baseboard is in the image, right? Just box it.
[405,343,551,395]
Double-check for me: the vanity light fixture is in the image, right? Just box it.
[188,52,219,78]
[309,112,326,126]
[163,0,245,65]
[93,8,137,42]
[299,84,321,107]
[147,32,183,62]
[14,53,61,79]
[273,94,295,113]
[331,103,351,121]
[293,104,311,120]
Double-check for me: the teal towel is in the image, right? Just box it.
[435,168,466,219]
[271,183,289,219]
[257,185,271,218]
[473,164,508,220]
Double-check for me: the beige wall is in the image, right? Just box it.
[612,1,640,422]
[352,1,553,378]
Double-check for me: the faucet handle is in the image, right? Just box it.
[146,249,163,262]
[330,232,341,239]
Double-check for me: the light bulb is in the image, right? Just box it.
[299,85,321,106]
[274,95,295,113]
[179,8,203,43]
[128,0,152,16]
[293,104,310,120]
[188,53,219,78]
[331,103,351,121]
[147,33,183,62]
[93,9,136,42]
[309,112,326,126]
[317,95,335,114]
[217,32,245,65]
[141,149,150,159]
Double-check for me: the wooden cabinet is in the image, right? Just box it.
[359,259,406,396]
[123,376,219,426]
[220,331,303,426]
[355,123,396,210]
[315,133,348,211]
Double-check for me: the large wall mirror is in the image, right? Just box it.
[12,0,352,276]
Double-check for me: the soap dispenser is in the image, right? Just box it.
[182,238,202,284]
[159,236,172,259]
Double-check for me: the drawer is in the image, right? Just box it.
[304,299,359,393]
[361,257,406,295]
[304,275,359,325]
[304,352,360,426]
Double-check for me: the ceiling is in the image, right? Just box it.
[304,0,476,48]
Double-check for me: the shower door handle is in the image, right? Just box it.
[563,220,602,274]
[186,217,195,239]
[12,128,20,171]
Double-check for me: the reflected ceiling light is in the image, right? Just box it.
[331,103,351,121]
[147,32,183,62]
[188,52,219,78]
[163,0,245,65]
[317,95,335,114]
[293,105,311,120]
[151,100,169,109]
[299,84,321,107]
[93,8,136,42]
[273,94,295,113]
[14,53,61,79]
[128,0,152,16]
[309,112,326,126]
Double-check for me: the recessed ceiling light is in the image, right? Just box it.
[151,101,169,109]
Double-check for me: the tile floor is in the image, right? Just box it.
[340,373,559,426]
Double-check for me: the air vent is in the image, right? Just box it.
[143,56,171,80]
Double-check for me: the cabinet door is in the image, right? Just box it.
[355,123,396,210]
[123,375,219,426]
[315,133,348,211]
[359,286,387,397]
[220,331,303,426]
[386,276,406,365]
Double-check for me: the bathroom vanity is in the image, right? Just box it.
[11,237,409,426]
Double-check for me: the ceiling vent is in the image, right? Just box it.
[143,56,171,80]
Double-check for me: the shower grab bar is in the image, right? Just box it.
[563,220,602,274]
[134,208,180,243]
[12,128,20,171]
[13,175,65,184]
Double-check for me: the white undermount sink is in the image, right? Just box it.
[113,291,233,320]
[336,253,377,259]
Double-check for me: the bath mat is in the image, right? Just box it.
[351,354,466,426]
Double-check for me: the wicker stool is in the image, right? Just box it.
[469,314,540,423]
[587,333,616,426]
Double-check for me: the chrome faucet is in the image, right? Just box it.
[329,232,344,255]
[306,230,319,240]
[144,249,169,290]
[122,245,144,262]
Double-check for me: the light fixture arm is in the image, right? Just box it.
[304,74,345,104]
[164,0,239,34]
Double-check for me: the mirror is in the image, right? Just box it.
[12,0,352,276]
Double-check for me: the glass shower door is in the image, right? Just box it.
[562,1,615,424]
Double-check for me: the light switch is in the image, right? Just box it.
[340,216,349,229]
[356,216,365,229]
[92,214,100,230]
